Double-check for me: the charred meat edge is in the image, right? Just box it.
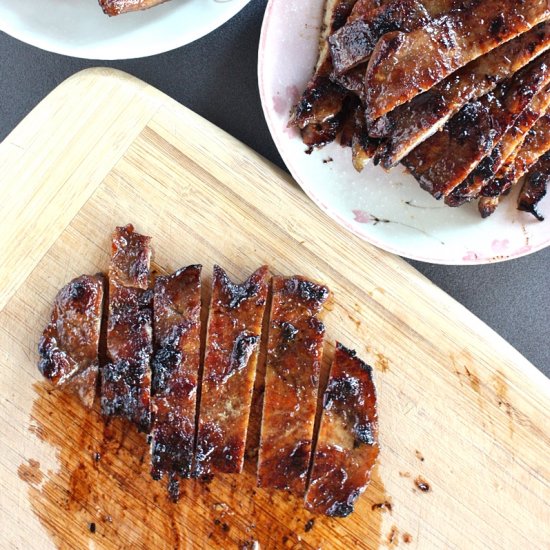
[447,83,550,206]
[193,265,269,477]
[257,276,330,496]
[101,224,153,433]
[38,274,105,409]
[364,0,550,121]
[372,22,550,169]
[304,343,379,517]
[150,265,202,502]
[517,151,550,221]
[99,0,169,16]
[402,53,550,199]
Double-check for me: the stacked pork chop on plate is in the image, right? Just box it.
[290,0,550,220]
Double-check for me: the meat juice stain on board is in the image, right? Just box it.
[20,382,388,549]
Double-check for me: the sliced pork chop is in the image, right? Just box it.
[257,276,330,496]
[517,152,550,221]
[364,0,550,121]
[38,274,105,408]
[304,343,379,517]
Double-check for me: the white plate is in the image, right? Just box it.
[258,0,550,264]
[0,0,251,60]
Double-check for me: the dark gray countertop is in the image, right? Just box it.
[1,0,548,374]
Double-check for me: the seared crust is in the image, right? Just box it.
[403,53,550,199]
[194,266,269,477]
[257,276,330,496]
[99,0,168,16]
[38,274,105,408]
[517,152,550,221]
[372,22,550,169]
[447,84,550,206]
[305,343,379,517]
[364,0,550,121]
[150,265,202,500]
[101,224,153,433]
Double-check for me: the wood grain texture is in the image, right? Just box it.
[0,68,549,550]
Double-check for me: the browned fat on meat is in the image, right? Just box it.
[447,83,550,206]
[305,343,379,517]
[372,22,550,169]
[329,0,457,75]
[38,274,105,408]
[101,224,153,433]
[403,52,550,200]
[364,0,550,121]
[517,151,550,221]
[289,0,358,132]
[194,266,269,477]
[478,113,550,217]
[257,276,330,496]
[150,265,202,502]
[98,0,168,16]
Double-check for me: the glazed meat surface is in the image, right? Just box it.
[372,22,550,169]
[99,0,168,16]
[101,224,153,433]
[257,276,330,496]
[403,53,550,199]
[447,84,550,206]
[194,265,269,477]
[305,343,379,517]
[518,152,550,221]
[329,0,461,75]
[38,274,105,408]
[364,0,550,121]
[150,265,202,501]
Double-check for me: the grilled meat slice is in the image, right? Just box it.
[372,22,550,169]
[194,266,269,477]
[403,53,550,199]
[101,224,153,433]
[150,265,202,500]
[99,0,168,16]
[517,152,550,221]
[447,84,550,206]
[364,0,550,121]
[289,0,358,134]
[478,113,550,217]
[351,105,379,172]
[38,274,105,408]
[304,343,379,517]
[257,276,330,496]
[329,0,455,74]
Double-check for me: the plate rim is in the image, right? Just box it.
[257,0,550,265]
[0,0,251,60]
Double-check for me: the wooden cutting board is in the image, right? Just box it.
[0,68,548,550]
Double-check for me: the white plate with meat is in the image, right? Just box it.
[0,0,251,60]
[258,0,550,264]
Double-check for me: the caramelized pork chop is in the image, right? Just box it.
[194,266,269,477]
[150,265,202,501]
[305,343,379,517]
[99,0,168,16]
[101,224,153,433]
[403,53,550,200]
[257,276,330,496]
[364,0,550,121]
[38,274,105,408]
[372,22,550,169]
[478,113,550,217]
[517,152,550,221]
